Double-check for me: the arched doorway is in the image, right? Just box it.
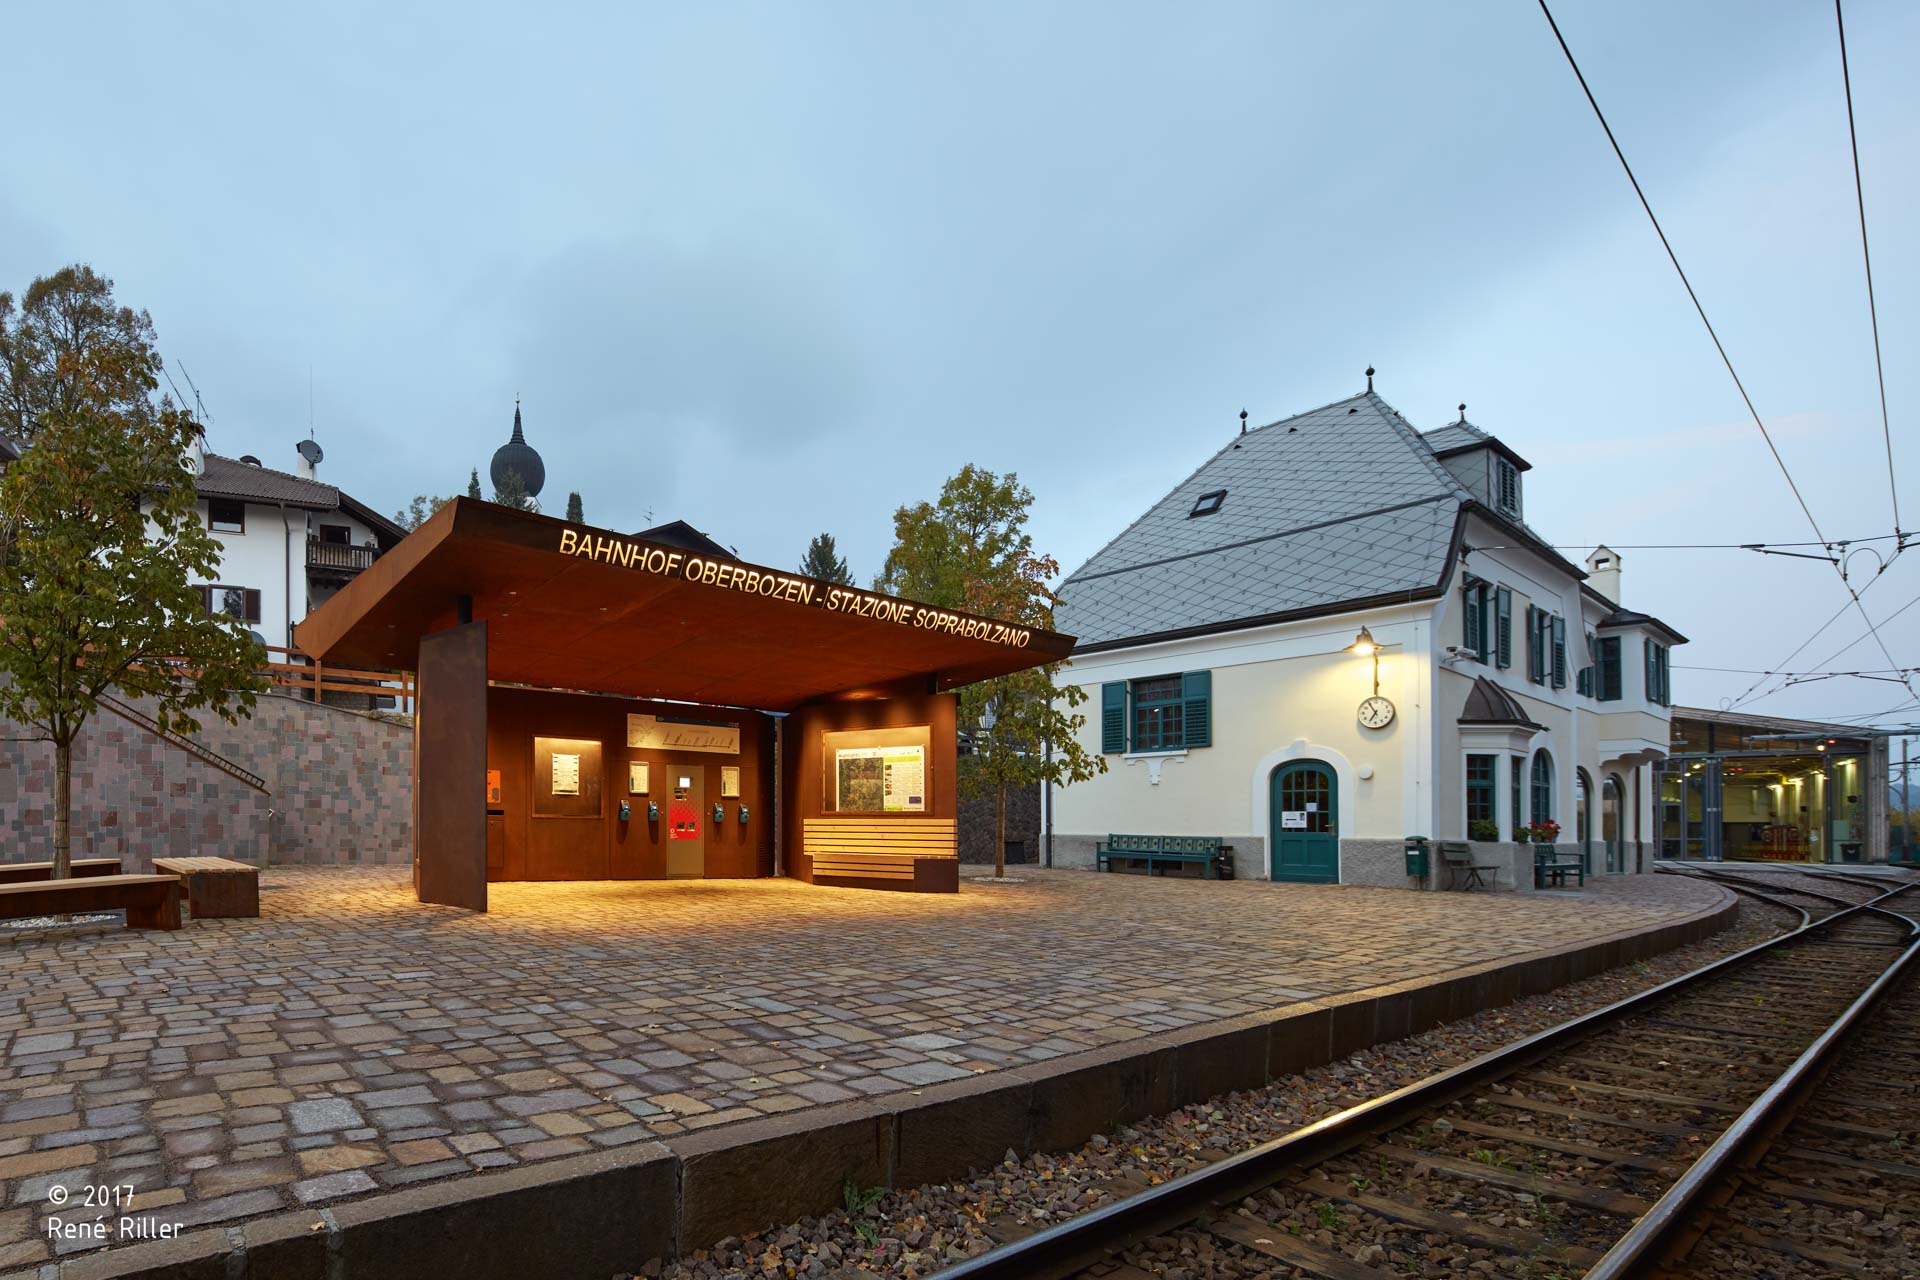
[1603,774,1625,873]
[1270,760,1338,883]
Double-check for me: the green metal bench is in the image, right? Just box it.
[1096,834,1224,879]
[1534,847,1586,889]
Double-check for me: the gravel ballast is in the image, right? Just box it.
[640,897,1796,1280]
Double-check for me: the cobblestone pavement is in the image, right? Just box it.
[0,866,1726,1267]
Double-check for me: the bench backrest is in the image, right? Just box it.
[1437,841,1472,864]
[0,873,180,897]
[1106,834,1222,854]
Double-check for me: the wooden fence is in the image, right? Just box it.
[260,645,415,713]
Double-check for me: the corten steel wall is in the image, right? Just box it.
[781,692,959,883]
[0,691,412,871]
[485,686,775,881]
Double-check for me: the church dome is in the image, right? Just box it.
[489,401,545,498]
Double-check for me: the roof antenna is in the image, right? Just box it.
[1458,403,1467,423]
[1239,409,1248,435]
[1365,366,1375,393]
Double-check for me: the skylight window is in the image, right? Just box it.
[1189,489,1226,518]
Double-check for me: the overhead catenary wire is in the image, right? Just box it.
[1835,0,1900,539]
[1536,0,1916,708]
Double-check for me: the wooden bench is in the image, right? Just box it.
[802,819,959,893]
[0,874,183,931]
[1096,835,1224,879]
[1534,848,1586,890]
[1439,841,1499,891]
[0,858,122,885]
[152,856,261,918]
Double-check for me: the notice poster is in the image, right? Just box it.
[551,752,581,796]
[834,745,926,813]
[720,766,741,798]
[628,761,649,794]
[1280,811,1308,830]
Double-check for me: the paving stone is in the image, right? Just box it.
[292,1169,378,1204]
[287,1098,364,1134]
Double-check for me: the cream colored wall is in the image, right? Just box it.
[1053,605,1436,864]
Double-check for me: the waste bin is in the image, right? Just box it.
[1214,845,1236,880]
[1404,836,1430,880]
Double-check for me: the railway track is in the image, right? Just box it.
[939,874,1919,1280]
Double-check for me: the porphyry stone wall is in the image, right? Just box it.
[957,783,1040,864]
[0,691,412,871]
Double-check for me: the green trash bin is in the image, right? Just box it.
[1404,836,1430,880]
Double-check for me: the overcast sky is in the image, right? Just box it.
[5,2,1916,736]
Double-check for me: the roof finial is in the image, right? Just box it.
[1458,402,1467,423]
[1365,365,1375,393]
[1239,408,1248,435]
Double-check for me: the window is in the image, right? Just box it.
[1525,606,1566,688]
[1576,630,1597,696]
[1466,755,1496,832]
[1531,750,1554,825]
[1189,489,1226,518]
[208,499,246,534]
[1596,636,1622,701]
[1495,587,1512,668]
[319,524,351,545]
[1462,579,1491,662]
[200,584,261,623]
[1644,639,1671,706]
[1100,671,1213,753]
[1551,615,1567,689]
[1495,459,1520,515]
[1510,754,1525,839]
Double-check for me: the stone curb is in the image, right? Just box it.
[3,884,1738,1280]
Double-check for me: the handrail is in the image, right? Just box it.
[96,692,269,793]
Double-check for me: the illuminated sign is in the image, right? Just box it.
[556,526,1032,648]
[627,713,740,755]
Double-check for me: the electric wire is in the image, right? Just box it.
[1535,0,1916,707]
[1835,0,1900,538]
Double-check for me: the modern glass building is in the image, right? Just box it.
[1657,707,1890,864]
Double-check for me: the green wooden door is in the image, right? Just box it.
[1270,762,1338,883]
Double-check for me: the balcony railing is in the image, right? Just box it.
[306,538,379,574]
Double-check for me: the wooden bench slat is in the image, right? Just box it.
[0,874,183,931]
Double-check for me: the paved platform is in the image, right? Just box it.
[0,865,1729,1270]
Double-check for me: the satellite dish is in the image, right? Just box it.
[296,438,324,467]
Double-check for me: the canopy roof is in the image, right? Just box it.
[297,499,1073,710]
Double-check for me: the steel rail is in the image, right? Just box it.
[1656,867,1811,929]
[1583,911,1920,1278]
[1681,865,1917,931]
[935,880,1918,1280]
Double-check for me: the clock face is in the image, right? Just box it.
[1358,695,1396,729]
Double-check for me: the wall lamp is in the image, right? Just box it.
[1346,625,1400,696]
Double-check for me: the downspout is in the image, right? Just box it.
[280,502,292,657]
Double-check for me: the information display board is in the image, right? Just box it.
[832,745,926,813]
[533,737,602,818]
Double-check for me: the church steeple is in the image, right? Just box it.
[490,398,546,498]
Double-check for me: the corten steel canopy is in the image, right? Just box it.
[297,499,1074,708]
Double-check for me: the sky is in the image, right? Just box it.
[4,1,1916,740]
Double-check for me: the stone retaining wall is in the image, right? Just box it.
[0,692,412,870]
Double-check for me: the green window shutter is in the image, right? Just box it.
[1495,587,1512,668]
[1551,615,1567,688]
[1181,670,1212,748]
[1101,681,1127,753]
[1644,639,1655,703]
[1463,585,1481,658]
[1525,605,1540,682]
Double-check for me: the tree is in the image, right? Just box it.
[565,491,584,524]
[799,531,852,584]
[466,468,482,499]
[395,494,453,531]
[0,324,267,879]
[877,465,1105,876]
[0,265,159,444]
[492,468,533,511]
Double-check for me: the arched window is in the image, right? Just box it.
[1531,750,1554,828]
[1603,774,1625,872]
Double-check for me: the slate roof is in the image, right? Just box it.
[1057,392,1475,649]
[1419,421,1490,454]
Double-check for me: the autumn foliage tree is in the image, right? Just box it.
[0,269,267,878]
[878,465,1104,876]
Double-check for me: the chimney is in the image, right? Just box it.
[295,436,324,480]
[1586,545,1622,605]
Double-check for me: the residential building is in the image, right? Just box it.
[1050,387,1687,889]
[178,436,406,652]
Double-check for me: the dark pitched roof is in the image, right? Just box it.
[1458,675,1546,729]
[635,519,734,560]
[1056,392,1472,650]
[197,454,407,543]
[1422,418,1532,471]
[1595,607,1688,645]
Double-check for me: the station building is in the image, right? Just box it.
[1050,388,1686,888]
[297,499,1069,907]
